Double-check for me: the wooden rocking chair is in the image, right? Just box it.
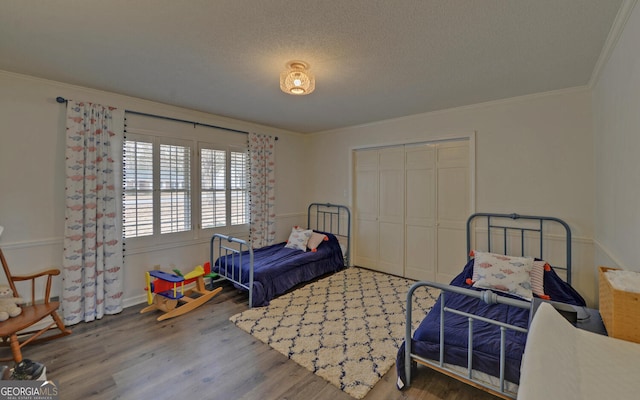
[0,243,71,363]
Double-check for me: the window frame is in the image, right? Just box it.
[122,135,154,239]
[157,138,193,235]
[198,143,249,231]
[123,131,249,248]
[228,145,249,227]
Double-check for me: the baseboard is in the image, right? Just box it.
[123,294,147,309]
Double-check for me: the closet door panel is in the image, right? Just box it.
[355,169,378,221]
[405,225,435,281]
[378,148,404,224]
[436,225,467,283]
[405,145,435,226]
[379,169,404,224]
[376,147,404,275]
[436,141,470,283]
[355,219,379,268]
[405,144,436,281]
[378,221,404,276]
[438,167,469,222]
[355,150,379,221]
[437,144,468,167]
[354,149,379,268]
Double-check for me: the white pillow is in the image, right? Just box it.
[472,251,534,300]
[284,227,312,251]
[306,232,328,251]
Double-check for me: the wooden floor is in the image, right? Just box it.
[1,282,498,400]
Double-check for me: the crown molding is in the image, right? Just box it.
[589,0,639,88]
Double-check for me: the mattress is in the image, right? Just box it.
[214,231,345,306]
[396,258,586,387]
[519,302,640,399]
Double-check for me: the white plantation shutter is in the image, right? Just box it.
[123,138,154,238]
[160,143,191,233]
[230,149,248,225]
[201,148,226,228]
[123,113,250,241]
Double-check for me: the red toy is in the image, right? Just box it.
[141,262,221,321]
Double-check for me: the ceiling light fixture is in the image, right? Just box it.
[280,60,315,95]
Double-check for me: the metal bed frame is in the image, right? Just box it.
[404,212,574,399]
[307,203,351,266]
[210,203,351,308]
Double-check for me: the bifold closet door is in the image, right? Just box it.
[377,148,404,276]
[353,147,404,276]
[404,144,436,281]
[435,141,470,283]
[354,150,379,269]
[354,140,469,281]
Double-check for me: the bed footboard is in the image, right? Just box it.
[210,234,255,307]
[404,282,531,399]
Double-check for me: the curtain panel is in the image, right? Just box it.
[62,100,124,325]
[248,133,276,248]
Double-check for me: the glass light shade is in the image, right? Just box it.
[280,61,315,95]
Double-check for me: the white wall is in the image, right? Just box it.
[308,89,597,304]
[0,71,308,306]
[593,2,640,275]
[0,69,603,307]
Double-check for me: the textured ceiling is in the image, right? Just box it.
[0,1,624,133]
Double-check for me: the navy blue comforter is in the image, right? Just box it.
[214,232,345,307]
[396,258,585,386]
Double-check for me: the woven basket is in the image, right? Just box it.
[599,266,640,343]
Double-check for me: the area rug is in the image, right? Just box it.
[229,267,439,399]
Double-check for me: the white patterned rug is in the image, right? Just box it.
[229,267,439,399]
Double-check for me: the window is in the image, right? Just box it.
[159,143,191,234]
[123,133,247,240]
[200,148,226,228]
[200,145,248,229]
[123,139,153,238]
[230,150,248,225]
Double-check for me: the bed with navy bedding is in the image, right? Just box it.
[210,203,350,307]
[396,213,586,399]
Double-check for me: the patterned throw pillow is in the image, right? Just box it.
[472,251,534,300]
[284,226,313,251]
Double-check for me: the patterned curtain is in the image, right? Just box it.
[62,100,124,326]
[248,133,276,248]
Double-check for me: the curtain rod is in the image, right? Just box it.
[56,96,278,140]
